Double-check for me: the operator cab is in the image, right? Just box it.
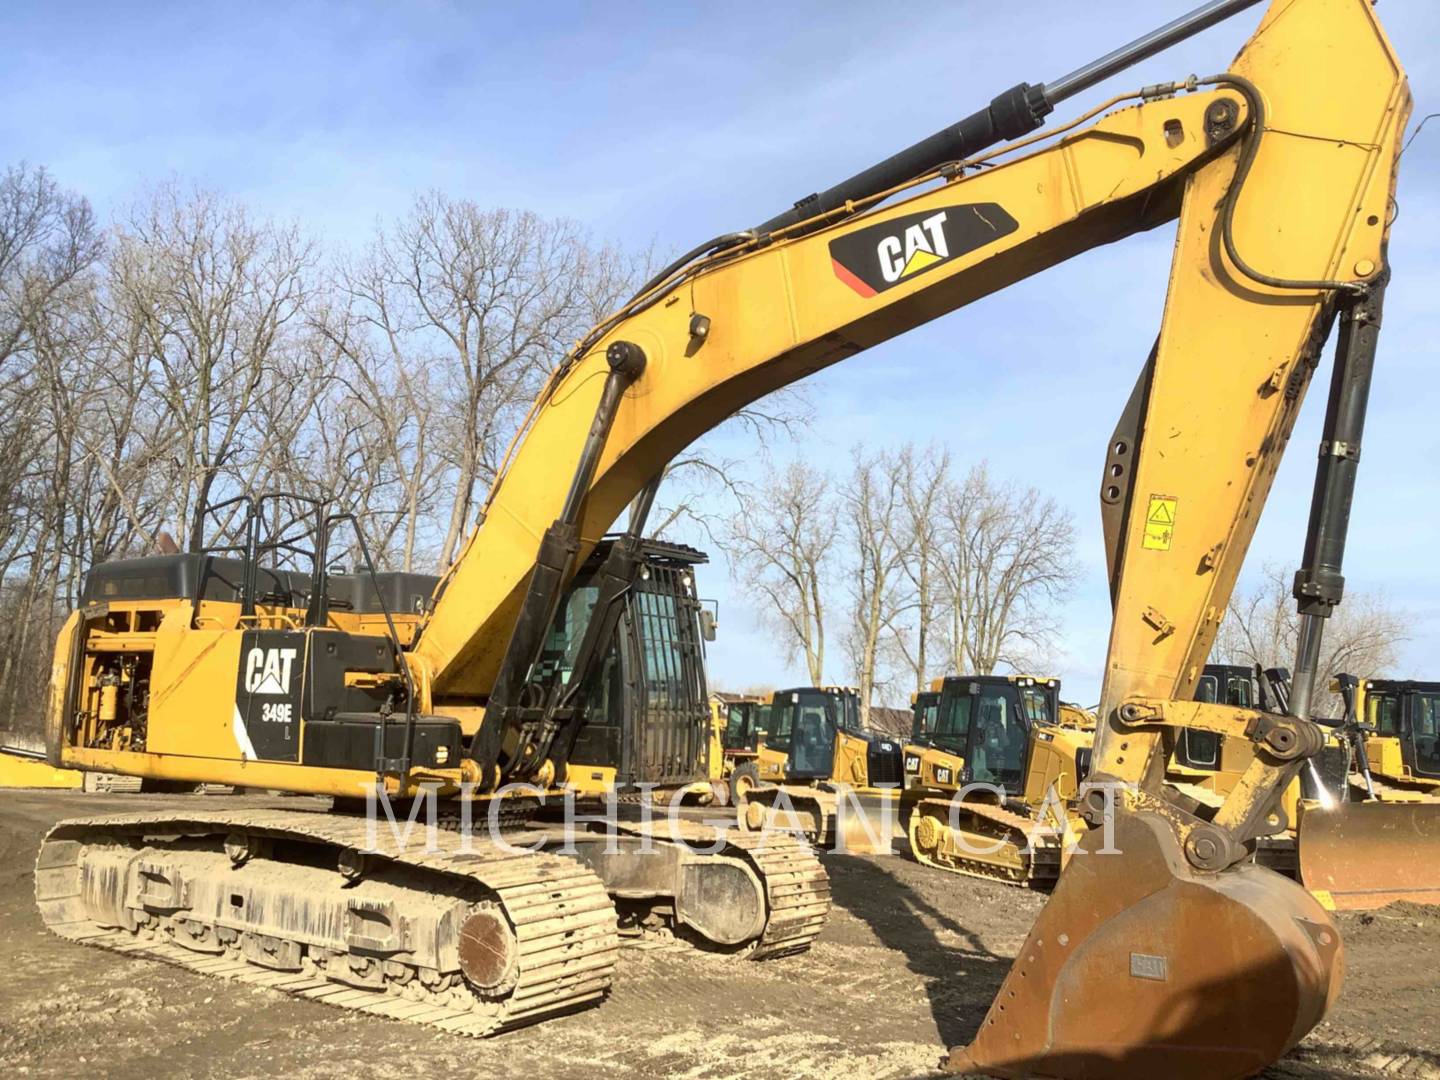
[720,698,767,753]
[764,686,902,786]
[1361,680,1440,781]
[541,538,712,792]
[932,675,1060,795]
[1175,664,1259,770]
[904,688,941,782]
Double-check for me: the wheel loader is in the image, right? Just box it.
[735,685,905,853]
[35,0,1419,1072]
[905,675,1089,885]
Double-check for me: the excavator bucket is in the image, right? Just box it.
[1297,801,1440,912]
[948,811,1341,1080]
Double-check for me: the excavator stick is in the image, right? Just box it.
[950,811,1340,1080]
[1297,801,1440,912]
[949,0,1406,1068]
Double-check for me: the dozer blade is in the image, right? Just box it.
[948,810,1341,1080]
[1297,800,1440,912]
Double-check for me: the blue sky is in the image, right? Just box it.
[4,0,1438,705]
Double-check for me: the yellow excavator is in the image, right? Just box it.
[906,675,1088,886]
[34,0,1418,1072]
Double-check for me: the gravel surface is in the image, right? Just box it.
[1,790,1436,1078]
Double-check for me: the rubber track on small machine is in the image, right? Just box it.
[909,797,1062,888]
[34,809,618,1037]
[611,818,831,958]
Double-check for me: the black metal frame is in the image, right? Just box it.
[191,492,418,779]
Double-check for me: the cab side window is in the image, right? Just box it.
[1368,693,1401,736]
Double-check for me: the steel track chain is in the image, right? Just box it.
[34,808,618,1038]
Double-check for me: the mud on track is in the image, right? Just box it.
[1,791,1436,1079]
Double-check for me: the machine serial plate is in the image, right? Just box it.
[1130,952,1169,981]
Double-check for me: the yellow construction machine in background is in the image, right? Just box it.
[1296,674,1440,911]
[905,675,1090,885]
[737,685,904,852]
[0,743,84,789]
[902,685,942,788]
[705,692,768,804]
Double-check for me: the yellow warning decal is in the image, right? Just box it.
[1310,889,1336,912]
[1141,495,1177,551]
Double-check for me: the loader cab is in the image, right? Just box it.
[719,697,765,753]
[543,538,712,793]
[1359,680,1440,782]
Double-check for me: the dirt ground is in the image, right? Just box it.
[1,790,1436,1079]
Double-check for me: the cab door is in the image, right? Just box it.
[1403,691,1440,780]
[962,684,1031,796]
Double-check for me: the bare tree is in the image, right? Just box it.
[647,386,813,542]
[840,446,912,724]
[342,197,633,571]
[726,459,835,685]
[1213,563,1408,713]
[938,463,1079,675]
[109,184,314,550]
[0,164,105,728]
[884,443,952,694]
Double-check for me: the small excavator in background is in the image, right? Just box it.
[35,0,1422,1073]
[905,675,1089,885]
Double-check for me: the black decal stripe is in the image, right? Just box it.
[829,203,1019,296]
